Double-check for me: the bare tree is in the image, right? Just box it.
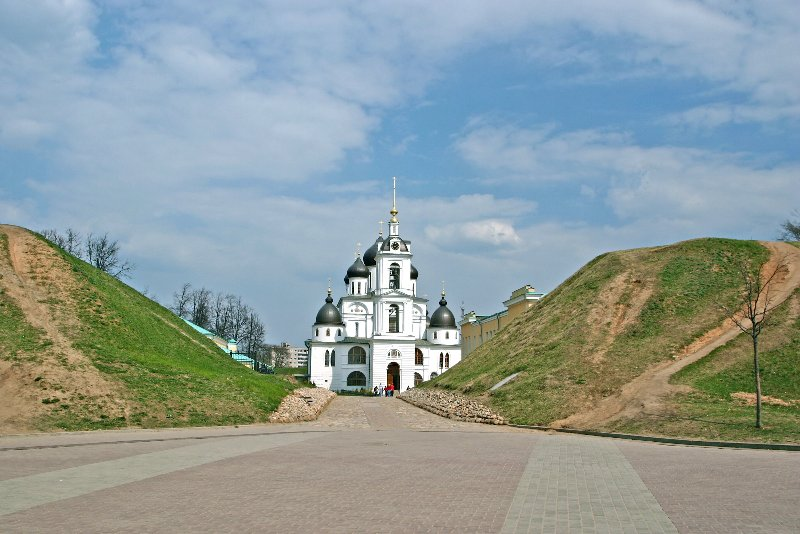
[85,233,134,279]
[171,283,193,318]
[267,344,290,368]
[721,255,787,428]
[189,287,213,329]
[41,228,83,257]
[779,210,800,241]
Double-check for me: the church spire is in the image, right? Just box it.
[389,177,400,237]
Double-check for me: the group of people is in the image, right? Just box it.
[373,384,395,397]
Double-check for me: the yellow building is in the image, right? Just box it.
[460,285,545,356]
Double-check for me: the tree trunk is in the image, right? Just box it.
[753,334,762,429]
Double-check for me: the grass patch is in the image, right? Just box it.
[433,238,771,427]
[607,287,800,443]
[0,233,51,363]
[20,233,296,430]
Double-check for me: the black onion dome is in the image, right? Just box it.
[410,263,419,280]
[363,236,384,267]
[315,294,343,325]
[429,295,456,328]
[346,256,369,278]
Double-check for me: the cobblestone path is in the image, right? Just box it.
[1,396,798,533]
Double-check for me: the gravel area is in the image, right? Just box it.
[268,388,336,423]
[398,387,507,425]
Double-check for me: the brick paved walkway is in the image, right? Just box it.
[1,396,798,533]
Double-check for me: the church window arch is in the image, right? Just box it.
[357,282,361,293]
[337,328,341,336]
[445,331,450,339]
[439,352,444,367]
[414,372,423,386]
[415,348,423,366]
[389,304,400,333]
[433,331,437,340]
[326,328,330,336]
[325,350,330,367]
[330,350,336,366]
[347,371,366,387]
[389,263,400,289]
[315,328,319,336]
[388,349,401,360]
[348,346,367,365]
[444,353,450,368]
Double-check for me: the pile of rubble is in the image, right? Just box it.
[268,387,336,423]
[398,387,507,425]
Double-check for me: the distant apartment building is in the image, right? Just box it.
[460,285,545,356]
[273,342,308,368]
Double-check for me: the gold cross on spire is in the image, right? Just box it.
[390,176,398,223]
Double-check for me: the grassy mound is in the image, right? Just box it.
[606,284,800,443]
[0,226,294,432]
[435,238,786,433]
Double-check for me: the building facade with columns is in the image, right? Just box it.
[307,185,462,391]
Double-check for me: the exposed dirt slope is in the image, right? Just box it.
[0,224,293,434]
[553,241,800,428]
[0,225,126,433]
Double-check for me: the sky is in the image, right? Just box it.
[1,1,799,345]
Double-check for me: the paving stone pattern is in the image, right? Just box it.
[502,435,677,533]
[1,396,798,533]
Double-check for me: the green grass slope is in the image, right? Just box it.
[435,238,796,440]
[607,280,800,443]
[0,226,294,432]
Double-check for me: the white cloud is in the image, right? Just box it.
[425,219,522,247]
[455,120,800,238]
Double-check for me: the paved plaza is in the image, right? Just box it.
[1,397,798,533]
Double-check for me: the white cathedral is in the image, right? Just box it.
[307,183,462,391]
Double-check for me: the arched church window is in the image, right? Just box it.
[355,322,359,337]
[388,349,401,360]
[316,328,319,336]
[389,263,400,289]
[439,352,444,367]
[347,371,366,387]
[357,282,361,293]
[414,372,423,386]
[430,372,438,379]
[348,346,366,365]
[444,353,450,368]
[433,331,437,339]
[331,350,336,366]
[446,331,450,339]
[415,348,423,366]
[325,350,330,367]
[326,328,330,336]
[389,304,399,333]
[337,329,341,336]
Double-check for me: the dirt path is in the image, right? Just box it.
[553,241,800,429]
[0,225,125,433]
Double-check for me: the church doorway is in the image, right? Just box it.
[387,362,400,390]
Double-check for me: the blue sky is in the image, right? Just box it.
[1,1,798,344]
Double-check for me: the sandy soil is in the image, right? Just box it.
[0,225,126,433]
[553,241,800,429]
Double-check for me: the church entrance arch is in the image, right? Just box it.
[387,362,400,391]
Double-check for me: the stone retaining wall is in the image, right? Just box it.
[269,387,336,423]
[398,387,507,425]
